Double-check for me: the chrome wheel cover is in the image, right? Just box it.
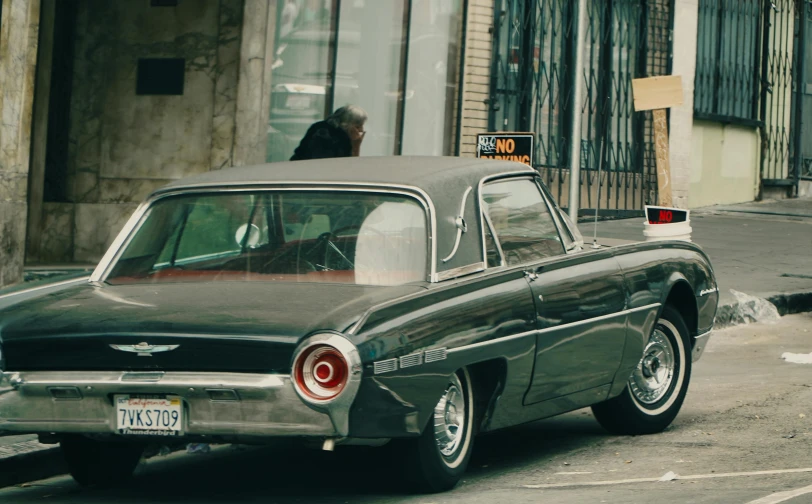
[630,327,675,405]
[433,374,466,457]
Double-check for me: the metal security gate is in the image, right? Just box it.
[790,0,812,183]
[761,0,799,191]
[694,0,807,194]
[488,0,673,216]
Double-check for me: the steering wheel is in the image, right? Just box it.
[261,245,318,274]
[310,232,354,270]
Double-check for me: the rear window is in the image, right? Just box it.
[106,191,428,286]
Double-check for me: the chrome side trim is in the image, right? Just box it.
[91,184,438,284]
[448,329,538,354]
[424,347,448,363]
[373,347,447,374]
[695,328,713,338]
[692,329,713,363]
[373,359,398,375]
[535,303,660,336]
[699,288,718,297]
[399,353,423,368]
[448,304,661,354]
[0,276,92,300]
[441,186,473,263]
[435,262,485,282]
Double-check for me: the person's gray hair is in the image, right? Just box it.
[326,105,367,131]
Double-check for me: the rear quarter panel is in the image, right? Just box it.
[346,269,536,438]
[608,240,718,397]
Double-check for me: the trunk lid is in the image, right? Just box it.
[0,281,423,373]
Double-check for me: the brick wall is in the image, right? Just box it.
[458,0,493,157]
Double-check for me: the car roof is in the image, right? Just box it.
[155,156,534,196]
[150,156,538,281]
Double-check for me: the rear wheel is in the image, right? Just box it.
[403,368,475,493]
[592,305,692,435]
[61,435,145,487]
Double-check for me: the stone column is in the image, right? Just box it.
[0,0,41,287]
[669,0,699,209]
[210,0,244,170]
[233,0,277,167]
[25,0,55,262]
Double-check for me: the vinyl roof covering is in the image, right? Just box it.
[155,156,534,197]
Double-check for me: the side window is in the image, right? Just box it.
[481,179,565,265]
[536,180,583,251]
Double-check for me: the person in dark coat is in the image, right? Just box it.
[290,105,368,161]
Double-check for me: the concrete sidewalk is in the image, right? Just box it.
[2,197,811,489]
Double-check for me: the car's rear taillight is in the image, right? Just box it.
[293,344,348,401]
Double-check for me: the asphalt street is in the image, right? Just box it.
[0,313,810,503]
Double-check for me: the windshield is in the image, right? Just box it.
[106,191,428,286]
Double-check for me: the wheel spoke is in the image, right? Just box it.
[629,328,676,405]
[433,374,466,457]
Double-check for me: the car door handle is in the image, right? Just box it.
[524,271,538,281]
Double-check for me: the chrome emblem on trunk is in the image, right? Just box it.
[110,342,180,357]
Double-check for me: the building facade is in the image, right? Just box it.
[0,0,809,288]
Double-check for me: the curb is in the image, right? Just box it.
[714,289,812,328]
[0,440,192,490]
[0,441,64,489]
[767,290,812,317]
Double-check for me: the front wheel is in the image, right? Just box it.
[402,368,475,493]
[61,435,145,487]
[592,305,692,435]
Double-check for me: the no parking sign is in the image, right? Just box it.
[476,133,534,167]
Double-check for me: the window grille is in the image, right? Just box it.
[694,0,762,123]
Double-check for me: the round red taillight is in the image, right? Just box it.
[294,345,348,401]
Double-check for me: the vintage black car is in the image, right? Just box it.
[0,157,718,492]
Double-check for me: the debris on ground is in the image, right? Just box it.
[658,471,678,482]
[782,352,812,364]
[728,290,781,325]
[186,443,211,454]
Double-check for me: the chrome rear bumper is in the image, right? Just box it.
[0,371,342,439]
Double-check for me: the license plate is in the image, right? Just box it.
[115,395,183,436]
[285,94,311,110]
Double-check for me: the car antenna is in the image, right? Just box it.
[591,136,604,249]
[592,95,611,250]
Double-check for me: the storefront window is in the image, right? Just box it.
[266,0,464,161]
[334,0,408,156]
[266,0,337,163]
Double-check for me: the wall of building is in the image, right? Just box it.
[28,0,249,265]
[458,0,492,156]
[0,0,40,287]
[669,0,699,210]
[689,121,760,208]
